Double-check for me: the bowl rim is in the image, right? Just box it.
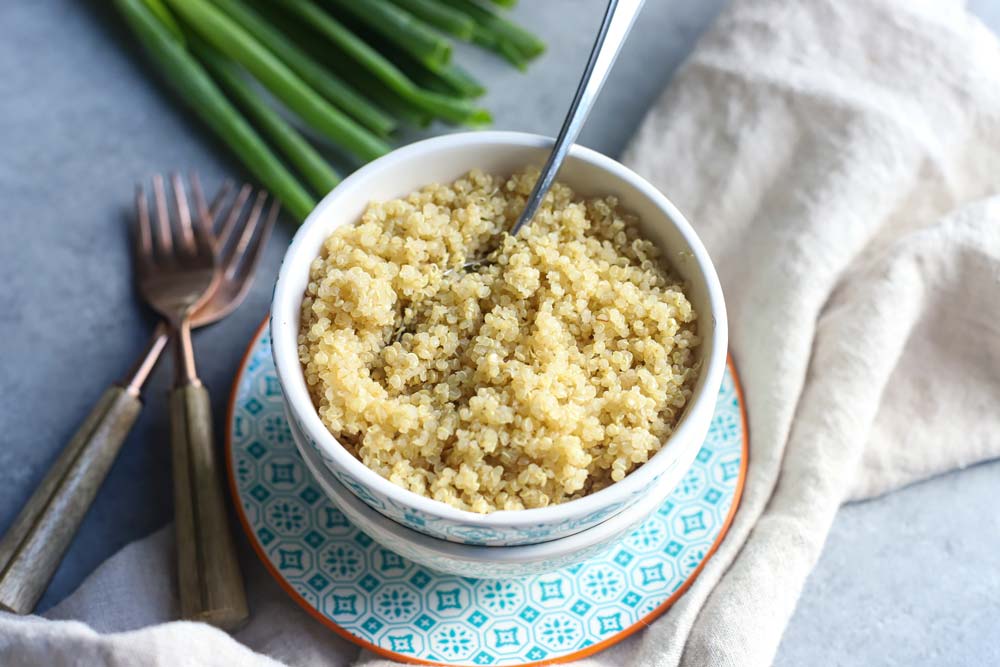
[270,130,728,530]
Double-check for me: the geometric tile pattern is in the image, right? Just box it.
[228,326,746,666]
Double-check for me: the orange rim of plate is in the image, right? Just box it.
[226,317,750,667]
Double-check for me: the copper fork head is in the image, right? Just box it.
[190,179,280,328]
[123,174,279,392]
[134,173,219,326]
[134,173,220,385]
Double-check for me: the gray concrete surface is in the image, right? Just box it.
[1,0,997,664]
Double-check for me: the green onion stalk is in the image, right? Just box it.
[438,0,545,69]
[386,0,475,39]
[277,0,492,126]
[327,0,453,69]
[345,20,485,99]
[115,0,315,220]
[163,0,392,162]
[115,0,546,223]
[210,0,397,136]
[194,39,341,195]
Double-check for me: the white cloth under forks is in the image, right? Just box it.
[2,0,999,665]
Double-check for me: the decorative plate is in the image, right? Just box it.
[227,322,748,666]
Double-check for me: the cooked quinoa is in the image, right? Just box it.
[298,169,700,513]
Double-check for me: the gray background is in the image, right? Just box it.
[2,1,998,664]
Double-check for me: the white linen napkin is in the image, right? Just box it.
[2,0,999,665]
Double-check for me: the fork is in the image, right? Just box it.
[136,174,277,630]
[0,175,275,621]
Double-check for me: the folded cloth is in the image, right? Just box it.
[2,0,999,665]
[616,0,1000,664]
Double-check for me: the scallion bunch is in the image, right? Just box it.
[112,0,544,221]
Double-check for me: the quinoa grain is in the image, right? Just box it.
[299,169,699,512]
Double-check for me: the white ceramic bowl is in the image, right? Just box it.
[290,410,699,578]
[271,131,728,546]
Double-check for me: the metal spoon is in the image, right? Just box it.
[462,0,646,272]
[393,0,645,343]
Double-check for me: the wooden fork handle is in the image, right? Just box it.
[0,386,142,614]
[170,384,248,630]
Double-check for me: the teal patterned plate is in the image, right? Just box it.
[227,322,747,666]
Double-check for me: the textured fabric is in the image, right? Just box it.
[2,0,999,665]
[614,1,1000,665]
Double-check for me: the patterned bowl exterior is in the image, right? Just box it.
[293,400,694,545]
[282,380,712,546]
[292,411,691,578]
[228,326,747,666]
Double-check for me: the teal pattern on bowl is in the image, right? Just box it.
[229,326,746,665]
[289,406,652,546]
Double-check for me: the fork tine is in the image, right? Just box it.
[208,180,235,228]
[152,174,172,257]
[189,171,211,232]
[216,184,253,252]
[171,172,196,255]
[232,196,279,282]
[222,190,268,278]
[134,185,154,271]
[190,173,235,249]
[188,174,233,252]
[179,173,214,260]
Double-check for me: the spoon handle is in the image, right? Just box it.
[510,0,646,236]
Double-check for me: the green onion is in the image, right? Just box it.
[344,82,432,126]
[245,1,435,127]
[386,0,474,40]
[277,0,491,126]
[340,72,433,127]
[424,62,485,98]
[326,0,452,69]
[193,39,340,196]
[210,0,396,137]
[365,89,434,127]
[141,0,185,43]
[345,19,485,98]
[163,0,391,162]
[115,0,546,216]
[438,0,544,69]
[320,47,433,126]
[392,50,486,98]
[113,0,315,220]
